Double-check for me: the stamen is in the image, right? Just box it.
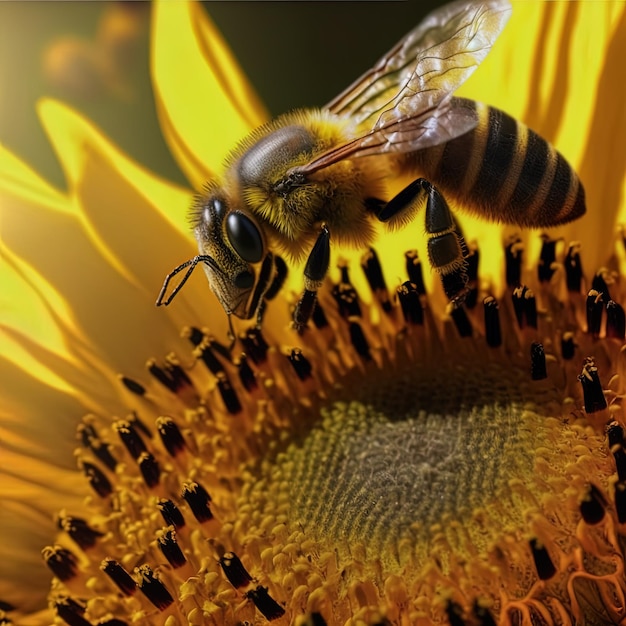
[135,564,174,610]
[240,327,269,364]
[530,342,547,381]
[183,326,205,347]
[512,286,537,329]
[564,243,583,293]
[54,596,91,626]
[147,356,193,394]
[607,421,625,448]
[219,551,253,589]
[182,481,214,523]
[361,248,392,313]
[42,545,78,581]
[580,484,606,525]
[537,236,558,283]
[157,529,187,568]
[311,300,329,329]
[561,332,576,360]
[57,514,103,550]
[504,236,522,288]
[138,452,161,488]
[348,321,371,360]
[236,354,258,392]
[446,600,467,626]
[114,419,147,460]
[586,290,603,338]
[606,300,626,339]
[404,250,426,294]
[77,422,117,471]
[450,304,472,338]
[245,585,285,621]
[578,358,608,414]
[397,281,423,326]
[289,348,313,381]
[81,461,112,498]
[157,499,186,530]
[473,602,497,626]
[156,416,187,457]
[333,264,361,318]
[529,538,556,580]
[483,296,502,348]
[119,375,146,397]
[217,373,242,414]
[591,270,612,302]
[101,558,136,596]
[196,341,226,375]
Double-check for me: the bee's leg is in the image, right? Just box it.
[293,225,331,332]
[375,178,468,303]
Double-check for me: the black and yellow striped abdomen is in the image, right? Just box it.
[404,97,586,227]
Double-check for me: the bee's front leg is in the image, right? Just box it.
[375,178,469,304]
[293,225,331,332]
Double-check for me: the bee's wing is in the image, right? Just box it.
[302,0,511,174]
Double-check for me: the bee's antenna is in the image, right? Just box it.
[156,255,216,306]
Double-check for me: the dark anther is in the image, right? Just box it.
[445,600,467,626]
[463,245,479,309]
[613,447,626,483]
[197,342,226,376]
[504,237,523,288]
[529,538,556,580]
[311,300,329,329]
[483,297,501,347]
[303,614,328,626]
[580,484,607,525]
[138,452,160,488]
[185,326,205,347]
[349,321,371,360]
[606,300,626,340]
[561,332,576,360]
[512,286,537,329]
[157,417,187,457]
[578,358,607,414]
[182,481,214,523]
[586,290,603,337]
[119,375,146,397]
[293,289,318,332]
[217,374,242,414]
[614,481,626,524]
[128,410,152,439]
[77,423,117,471]
[81,461,112,498]
[42,545,78,581]
[147,357,193,393]
[537,236,558,283]
[405,250,426,294]
[607,421,625,449]
[246,585,285,621]
[101,558,136,596]
[240,327,269,364]
[361,248,392,313]
[397,281,423,326]
[591,270,612,302]
[332,283,361,319]
[237,355,258,392]
[564,243,583,293]
[473,602,497,626]
[219,551,253,589]
[114,420,147,460]
[158,529,186,568]
[136,564,174,611]
[450,304,472,338]
[289,348,313,381]
[54,597,91,626]
[157,499,185,530]
[530,342,547,381]
[58,514,103,550]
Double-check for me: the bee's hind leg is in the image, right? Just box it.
[374,178,469,303]
[293,225,331,333]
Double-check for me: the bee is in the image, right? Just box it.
[157,0,585,334]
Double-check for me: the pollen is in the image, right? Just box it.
[39,235,626,626]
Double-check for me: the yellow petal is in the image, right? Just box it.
[151,0,268,189]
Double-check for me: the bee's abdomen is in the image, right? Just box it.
[412,98,585,227]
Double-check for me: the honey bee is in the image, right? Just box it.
[157,0,585,333]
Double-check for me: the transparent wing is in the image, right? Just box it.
[301,0,511,174]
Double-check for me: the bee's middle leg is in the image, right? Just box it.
[293,224,331,332]
[372,178,469,303]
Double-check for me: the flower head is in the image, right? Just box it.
[1,1,626,625]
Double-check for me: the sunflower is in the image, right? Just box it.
[1,1,626,625]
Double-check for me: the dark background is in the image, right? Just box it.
[0,1,440,190]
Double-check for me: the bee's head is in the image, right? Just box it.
[191,195,272,320]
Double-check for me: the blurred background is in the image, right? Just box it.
[0,1,440,191]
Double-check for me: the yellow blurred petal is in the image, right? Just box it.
[151,0,268,189]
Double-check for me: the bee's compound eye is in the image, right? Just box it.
[226,212,264,264]
[234,270,255,289]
